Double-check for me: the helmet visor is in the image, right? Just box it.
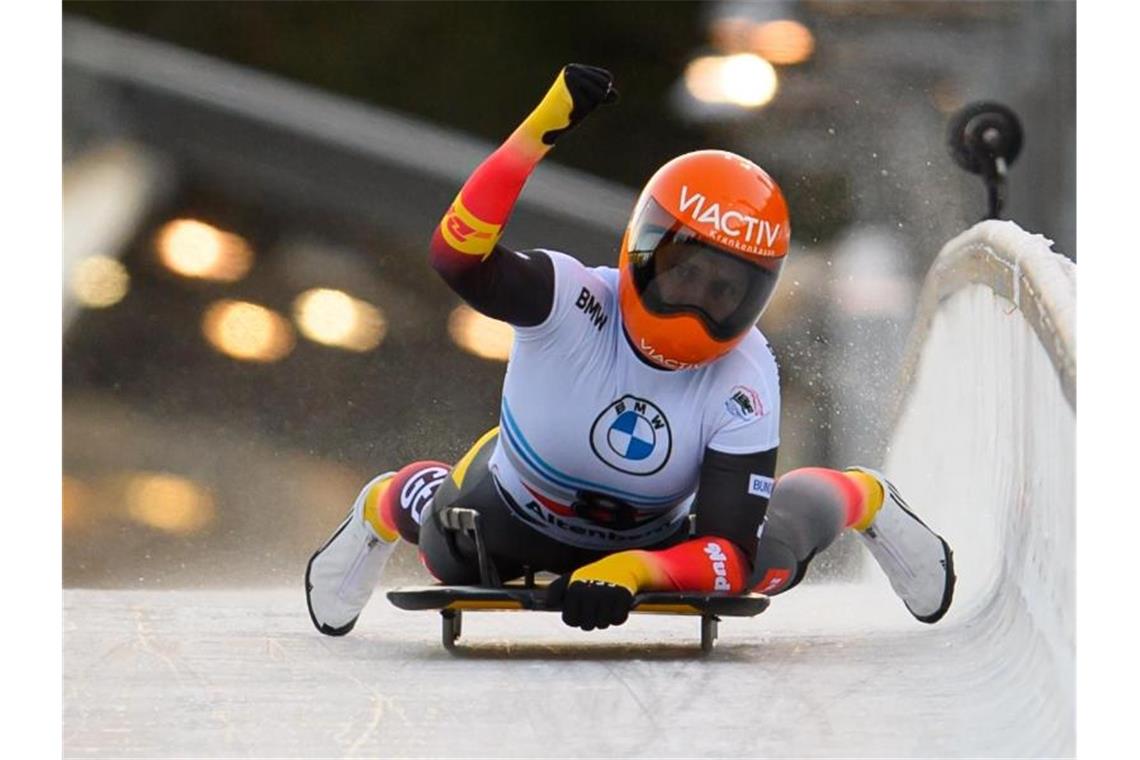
[627,197,784,341]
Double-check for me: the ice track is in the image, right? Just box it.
[63,222,1074,758]
[62,580,994,758]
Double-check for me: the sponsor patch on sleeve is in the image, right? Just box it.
[725,385,765,420]
[748,474,775,498]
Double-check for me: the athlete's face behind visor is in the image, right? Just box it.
[628,198,784,341]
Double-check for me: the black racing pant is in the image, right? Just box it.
[417,432,846,594]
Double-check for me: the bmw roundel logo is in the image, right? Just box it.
[590,395,672,476]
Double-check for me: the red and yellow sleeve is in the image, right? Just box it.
[568,537,751,596]
[429,70,577,276]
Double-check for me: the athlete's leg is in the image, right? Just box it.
[749,466,955,622]
[417,429,602,584]
[748,467,880,594]
[305,459,450,636]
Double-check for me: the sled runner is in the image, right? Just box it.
[386,507,769,652]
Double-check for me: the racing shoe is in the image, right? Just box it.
[305,472,398,636]
[849,467,956,623]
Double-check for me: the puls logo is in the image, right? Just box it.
[679,185,784,252]
[400,466,449,525]
[704,542,732,591]
[589,395,672,476]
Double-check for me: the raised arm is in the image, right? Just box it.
[428,65,617,325]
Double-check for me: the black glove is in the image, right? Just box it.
[539,64,619,146]
[564,63,619,109]
[547,573,635,631]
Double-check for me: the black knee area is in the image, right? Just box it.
[416,449,488,585]
[418,499,483,585]
[415,433,530,585]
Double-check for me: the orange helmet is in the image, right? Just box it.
[618,150,790,370]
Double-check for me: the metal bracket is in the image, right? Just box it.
[439,507,501,587]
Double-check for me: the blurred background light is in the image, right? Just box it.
[447,304,514,361]
[124,472,216,534]
[69,255,130,308]
[62,474,92,531]
[929,79,966,114]
[749,20,814,65]
[156,218,254,282]
[709,16,753,53]
[63,140,166,328]
[684,53,778,108]
[293,288,387,352]
[202,300,295,362]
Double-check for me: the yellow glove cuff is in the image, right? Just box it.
[512,69,575,155]
[569,551,655,595]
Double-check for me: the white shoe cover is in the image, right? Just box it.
[851,468,955,623]
[305,472,398,636]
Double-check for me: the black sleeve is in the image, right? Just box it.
[440,245,555,327]
[691,446,779,560]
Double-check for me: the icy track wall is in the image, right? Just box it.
[884,220,1075,754]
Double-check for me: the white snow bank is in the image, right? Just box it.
[884,219,1075,755]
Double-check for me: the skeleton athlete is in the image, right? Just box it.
[306,65,955,634]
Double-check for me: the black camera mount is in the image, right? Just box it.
[947,101,1024,220]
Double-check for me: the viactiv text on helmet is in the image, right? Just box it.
[676,184,785,257]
